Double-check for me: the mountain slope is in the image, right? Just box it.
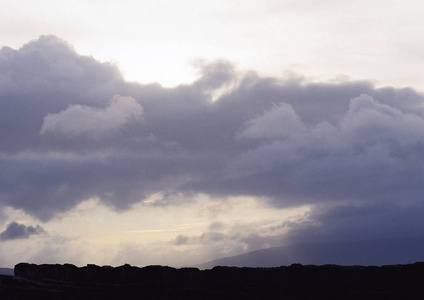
[198,236,424,269]
[0,268,14,276]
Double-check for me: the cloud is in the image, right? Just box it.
[2,34,424,252]
[237,102,306,140]
[0,222,46,241]
[280,202,424,264]
[39,95,143,139]
[219,91,424,208]
[172,219,294,255]
[193,59,236,91]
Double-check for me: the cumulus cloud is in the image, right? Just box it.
[0,222,46,241]
[2,35,424,249]
[237,103,306,140]
[221,92,424,208]
[342,94,424,147]
[39,95,143,138]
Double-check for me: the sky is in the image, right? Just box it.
[1,0,424,268]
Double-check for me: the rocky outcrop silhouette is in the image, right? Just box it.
[2,262,424,299]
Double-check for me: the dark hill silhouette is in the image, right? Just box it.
[0,261,423,299]
[198,237,424,269]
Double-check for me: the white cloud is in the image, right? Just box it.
[40,95,143,139]
[231,94,424,173]
[341,94,424,148]
[238,103,305,140]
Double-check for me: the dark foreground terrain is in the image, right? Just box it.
[1,262,424,299]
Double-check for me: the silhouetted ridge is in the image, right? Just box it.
[6,262,424,299]
[14,263,201,286]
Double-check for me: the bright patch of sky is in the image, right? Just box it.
[1,0,424,89]
[0,197,309,267]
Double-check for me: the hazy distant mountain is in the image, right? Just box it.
[198,237,424,269]
[0,268,14,276]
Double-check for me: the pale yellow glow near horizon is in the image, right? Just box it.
[0,196,311,267]
[50,195,308,243]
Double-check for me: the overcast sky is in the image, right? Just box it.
[1,0,424,268]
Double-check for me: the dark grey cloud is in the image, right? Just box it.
[2,34,424,253]
[286,202,424,245]
[0,222,46,241]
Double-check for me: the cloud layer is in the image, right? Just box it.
[2,36,424,247]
